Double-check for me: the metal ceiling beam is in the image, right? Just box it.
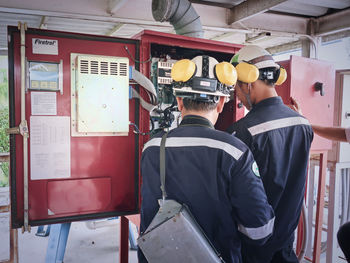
[0,7,247,34]
[210,32,235,40]
[189,0,234,8]
[315,8,350,36]
[246,32,271,43]
[106,23,124,36]
[321,30,350,43]
[291,0,350,9]
[227,0,288,24]
[267,40,301,55]
[232,12,308,36]
[267,29,350,55]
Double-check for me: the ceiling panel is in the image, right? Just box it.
[0,0,349,53]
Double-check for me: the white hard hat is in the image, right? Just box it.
[230,45,280,69]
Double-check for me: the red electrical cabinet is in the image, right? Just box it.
[8,27,243,228]
[8,26,142,228]
[276,55,335,151]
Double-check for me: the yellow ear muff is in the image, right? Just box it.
[215,62,237,86]
[275,66,287,85]
[236,62,260,83]
[171,59,196,82]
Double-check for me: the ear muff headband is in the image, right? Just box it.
[235,62,260,83]
[275,66,287,85]
[214,62,237,86]
[171,59,196,82]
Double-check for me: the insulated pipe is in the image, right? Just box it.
[152,0,204,38]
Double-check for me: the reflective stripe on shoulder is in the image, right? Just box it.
[238,216,275,240]
[143,137,243,160]
[248,117,310,136]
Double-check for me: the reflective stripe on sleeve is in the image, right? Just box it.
[143,137,243,160]
[238,217,275,240]
[248,117,310,136]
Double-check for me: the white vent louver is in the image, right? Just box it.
[72,54,129,136]
[79,59,128,76]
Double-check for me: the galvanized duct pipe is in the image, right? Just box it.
[152,0,204,38]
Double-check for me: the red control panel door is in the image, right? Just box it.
[276,56,335,151]
[8,26,143,228]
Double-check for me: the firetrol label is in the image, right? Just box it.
[32,38,58,55]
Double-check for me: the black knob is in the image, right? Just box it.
[314,82,325,96]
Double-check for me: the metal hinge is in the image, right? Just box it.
[6,120,29,138]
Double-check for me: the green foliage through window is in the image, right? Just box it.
[0,62,9,187]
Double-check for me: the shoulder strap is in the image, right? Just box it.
[160,132,168,203]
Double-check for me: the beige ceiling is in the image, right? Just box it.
[0,0,350,55]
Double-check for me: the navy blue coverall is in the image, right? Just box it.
[227,97,314,263]
[139,115,275,263]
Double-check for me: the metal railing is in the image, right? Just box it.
[0,152,18,263]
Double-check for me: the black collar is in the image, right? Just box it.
[251,96,283,112]
[180,115,215,129]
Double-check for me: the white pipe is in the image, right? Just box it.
[20,22,30,232]
[108,0,128,15]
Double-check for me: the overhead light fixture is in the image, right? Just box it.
[246,32,271,43]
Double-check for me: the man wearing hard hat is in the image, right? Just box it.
[139,55,275,263]
[227,46,314,263]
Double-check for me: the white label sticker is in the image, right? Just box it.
[32,38,58,55]
[30,116,71,180]
[31,92,57,115]
[200,81,211,87]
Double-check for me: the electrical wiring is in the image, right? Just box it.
[124,46,152,63]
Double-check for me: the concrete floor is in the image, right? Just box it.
[0,186,342,263]
[1,218,138,263]
[0,186,138,263]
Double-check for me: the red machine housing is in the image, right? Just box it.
[8,27,243,228]
[276,55,335,151]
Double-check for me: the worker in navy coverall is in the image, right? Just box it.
[139,55,275,263]
[227,46,314,263]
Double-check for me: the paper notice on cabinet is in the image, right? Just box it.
[30,116,70,180]
[31,92,57,115]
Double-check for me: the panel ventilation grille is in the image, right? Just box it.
[80,60,89,74]
[79,60,128,76]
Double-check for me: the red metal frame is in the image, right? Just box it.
[8,27,247,262]
[312,152,327,263]
[277,56,335,151]
[119,216,129,263]
[134,30,243,138]
[9,27,143,228]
